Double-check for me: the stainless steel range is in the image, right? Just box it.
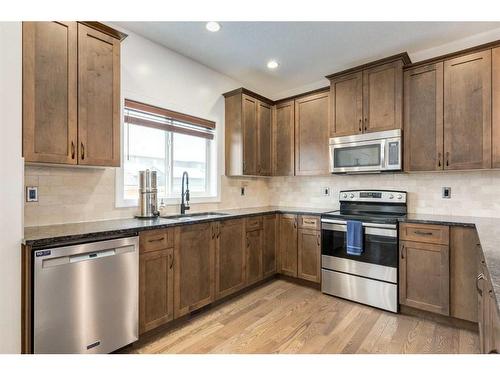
[321,189,407,312]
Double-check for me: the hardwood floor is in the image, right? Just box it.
[121,279,479,354]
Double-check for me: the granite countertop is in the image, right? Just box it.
[23,206,330,249]
[23,208,500,314]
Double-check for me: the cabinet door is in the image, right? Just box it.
[263,214,277,278]
[257,101,272,176]
[493,47,500,168]
[78,23,121,167]
[246,229,263,285]
[279,214,298,277]
[295,91,330,175]
[362,60,403,133]
[297,229,321,283]
[272,101,295,176]
[139,248,174,334]
[242,94,258,175]
[330,71,363,137]
[23,22,78,164]
[174,222,215,318]
[404,63,444,171]
[399,240,450,315]
[478,253,487,353]
[215,219,246,299]
[444,50,491,170]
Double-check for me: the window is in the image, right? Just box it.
[118,99,217,206]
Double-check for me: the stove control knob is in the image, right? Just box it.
[349,193,354,199]
[343,193,348,199]
[397,194,403,200]
[389,194,394,199]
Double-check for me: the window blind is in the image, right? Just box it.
[124,99,215,140]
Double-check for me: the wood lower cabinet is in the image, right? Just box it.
[297,228,321,283]
[262,215,278,277]
[272,100,295,176]
[404,62,444,171]
[23,22,122,167]
[329,71,363,137]
[443,50,491,170]
[399,240,450,316]
[215,219,246,299]
[478,252,500,354]
[246,229,263,285]
[294,91,330,175]
[139,248,174,334]
[23,22,78,164]
[279,214,298,277]
[174,222,215,318]
[493,47,500,168]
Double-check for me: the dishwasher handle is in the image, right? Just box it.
[69,249,116,263]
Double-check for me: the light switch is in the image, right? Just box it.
[26,186,38,202]
[442,187,451,199]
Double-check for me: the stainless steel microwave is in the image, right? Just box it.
[329,129,402,174]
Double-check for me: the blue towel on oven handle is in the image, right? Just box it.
[346,220,363,255]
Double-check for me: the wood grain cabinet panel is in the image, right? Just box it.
[23,21,78,164]
[77,23,121,167]
[279,214,298,277]
[242,94,258,175]
[399,240,450,316]
[330,72,363,137]
[215,219,246,299]
[174,222,215,318]
[272,101,295,176]
[404,62,444,171]
[443,50,492,170]
[493,47,500,168]
[246,229,263,285]
[297,229,321,283]
[294,91,330,175]
[262,214,278,278]
[139,248,174,334]
[257,101,272,176]
[363,60,403,133]
[400,223,449,245]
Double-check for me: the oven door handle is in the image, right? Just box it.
[321,219,397,229]
[321,222,397,238]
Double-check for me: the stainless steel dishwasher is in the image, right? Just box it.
[33,236,139,354]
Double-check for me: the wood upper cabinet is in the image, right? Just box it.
[215,219,246,299]
[242,94,258,175]
[399,240,450,316]
[279,214,298,277]
[272,100,295,176]
[246,229,263,285]
[330,72,363,137]
[443,50,492,170]
[404,62,444,171]
[257,101,272,176]
[362,60,403,133]
[174,222,215,318]
[78,23,121,167]
[493,47,500,168]
[23,22,122,167]
[294,91,330,175]
[262,214,277,277]
[139,248,174,334]
[23,22,78,164]
[297,228,321,283]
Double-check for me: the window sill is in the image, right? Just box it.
[116,195,221,209]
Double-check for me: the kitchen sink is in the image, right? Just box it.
[161,212,230,221]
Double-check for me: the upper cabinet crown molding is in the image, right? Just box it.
[222,87,273,105]
[23,21,123,167]
[79,22,128,41]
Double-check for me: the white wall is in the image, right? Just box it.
[0,22,23,353]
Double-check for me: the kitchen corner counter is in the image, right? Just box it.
[23,206,330,249]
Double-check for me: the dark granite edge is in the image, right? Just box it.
[398,217,476,227]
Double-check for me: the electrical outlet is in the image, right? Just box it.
[240,187,245,196]
[442,187,451,199]
[322,187,330,196]
[26,186,38,202]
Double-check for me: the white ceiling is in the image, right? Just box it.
[114,22,500,99]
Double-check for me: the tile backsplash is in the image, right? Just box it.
[25,166,500,227]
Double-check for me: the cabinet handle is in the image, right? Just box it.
[81,142,85,160]
[364,117,368,131]
[445,152,449,167]
[317,234,320,246]
[304,219,316,225]
[414,231,433,236]
[401,245,405,259]
[211,227,215,240]
[246,235,250,248]
[437,153,441,167]
[294,219,297,229]
[477,273,485,295]
[217,225,221,239]
[148,237,165,243]
[169,253,174,269]
[358,119,362,132]
[71,141,75,159]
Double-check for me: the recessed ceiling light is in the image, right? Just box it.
[206,22,221,32]
[267,60,279,69]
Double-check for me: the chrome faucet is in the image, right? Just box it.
[180,171,190,215]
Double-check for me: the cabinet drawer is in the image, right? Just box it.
[246,216,263,231]
[400,223,449,245]
[140,228,174,252]
[298,215,320,230]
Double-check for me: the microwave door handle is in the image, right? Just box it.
[380,141,386,169]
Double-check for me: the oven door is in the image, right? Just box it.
[321,219,398,283]
[329,139,385,173]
